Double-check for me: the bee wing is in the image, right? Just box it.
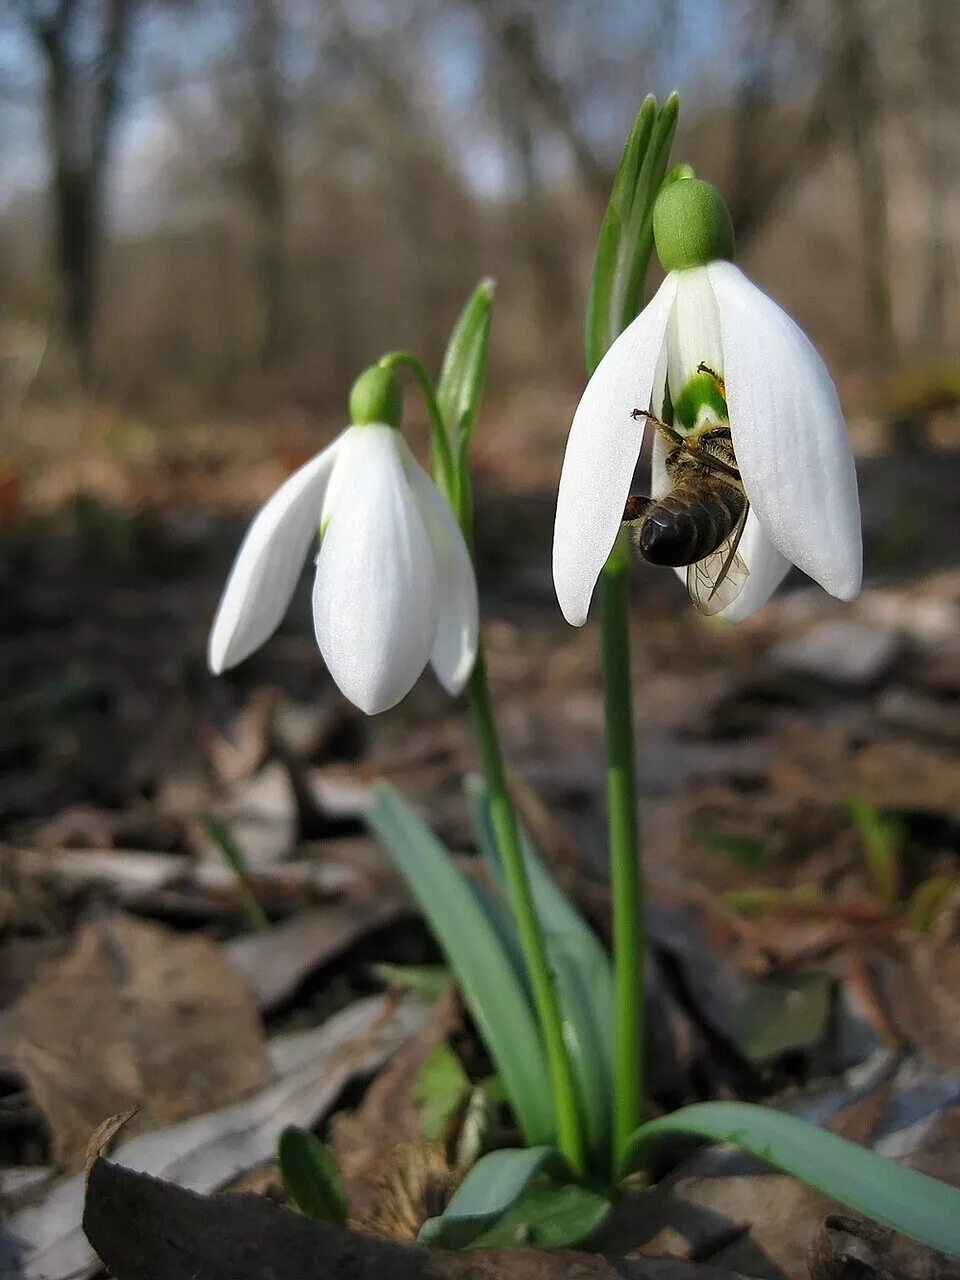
[686,503,750,616]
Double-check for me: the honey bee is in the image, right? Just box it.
[623,364,749,615]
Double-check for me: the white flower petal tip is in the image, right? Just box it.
[398,443,479,695]
[707,261,862,603]
[553,274,678,626]
[207,437,343,674]
[715,513,792,622]
[312,426,440,716]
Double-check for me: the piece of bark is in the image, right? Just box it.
[807,1212,960,1280]
[82,1158,750,1280]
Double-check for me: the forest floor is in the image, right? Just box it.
[1,398,960,1279]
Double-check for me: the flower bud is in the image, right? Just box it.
[349,366,403,428]
[653,177,734,273]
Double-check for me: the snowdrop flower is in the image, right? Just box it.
[209,367,478,715]
[554,177,862,626]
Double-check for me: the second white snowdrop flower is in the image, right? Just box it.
[553,176,862,626]
[209,367,478,715]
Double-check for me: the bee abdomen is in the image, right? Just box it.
[639,490,740,567]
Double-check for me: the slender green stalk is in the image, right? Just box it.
[598,533,642,1174]
[379,351,457,507]
[390,353,585,1173]
[467,647,584,1174]
[201,814,271,933]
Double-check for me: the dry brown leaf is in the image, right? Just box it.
[332,987,460,1230]
[83,1107,138,1174]
[870,939,960,1071]
[7,914,269,1167]
[808,1212,960,1280]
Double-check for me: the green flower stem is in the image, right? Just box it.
[467,646,585,1175]
[390,354,585,1173]
[598,531,643,1176]
[379,351,457,506]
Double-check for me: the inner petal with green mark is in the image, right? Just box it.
[670,369,729,433]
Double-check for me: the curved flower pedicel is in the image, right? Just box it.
[553,176,862,627]
[208,368,478,715]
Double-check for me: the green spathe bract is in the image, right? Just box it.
[348,365,403,428]
[653,176,735,272]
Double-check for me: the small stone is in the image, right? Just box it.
[876,687,960,744]
[771,620,900,687]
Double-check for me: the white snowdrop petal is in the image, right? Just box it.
[650,429,670,500]
[208,436,343,673]
[666,266,724,404]
[313,427,439,715]
[707,261,862,600]
[399,442,479,695]
[715,512,792,621]
[553,273,677,626]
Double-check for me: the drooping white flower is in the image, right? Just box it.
[553,178,862,627]
[209,369,478,715]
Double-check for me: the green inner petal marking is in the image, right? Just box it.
[671,371,728,432]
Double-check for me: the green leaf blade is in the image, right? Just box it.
[412,1044,472,1142]
[366,783,554,1147]
[622,1100,960,1257]
[418,1146,567,1249]
[467,775,614,1170]
[467,1179,611,1250]
[277,1127,347,1226]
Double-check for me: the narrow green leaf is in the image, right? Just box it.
[467,775,614,1170]
[370,962,453,1001]
[200,813,271,933]
[468,1179,611,1250]
[846,796,902,906]
[418,1146,567,1249]
[277,1127,347,1226]
[412,1044,472,1142]
[699,830,769,869]
[585,91,679,374]
[719,883,819,915]
[437,278,495,455]
[622,1101,960,1257]
[366,783,554,1146]
[908,873,958,933]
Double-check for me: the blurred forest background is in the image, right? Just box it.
[0,0,958,436]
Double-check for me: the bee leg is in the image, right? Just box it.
[630,407,685,449]
[696,362,727,400]
[623,494,651,523]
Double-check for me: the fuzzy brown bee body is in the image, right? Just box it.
[624,417,751,615]
[634,430,746,567]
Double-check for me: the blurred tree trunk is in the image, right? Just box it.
[468,0,609,213]
[22,0,134,389]
[919,0,950,352]
[837,0,897,369]
[242,0,285,372]
[724,1,842,248]
[727,0,789,236]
